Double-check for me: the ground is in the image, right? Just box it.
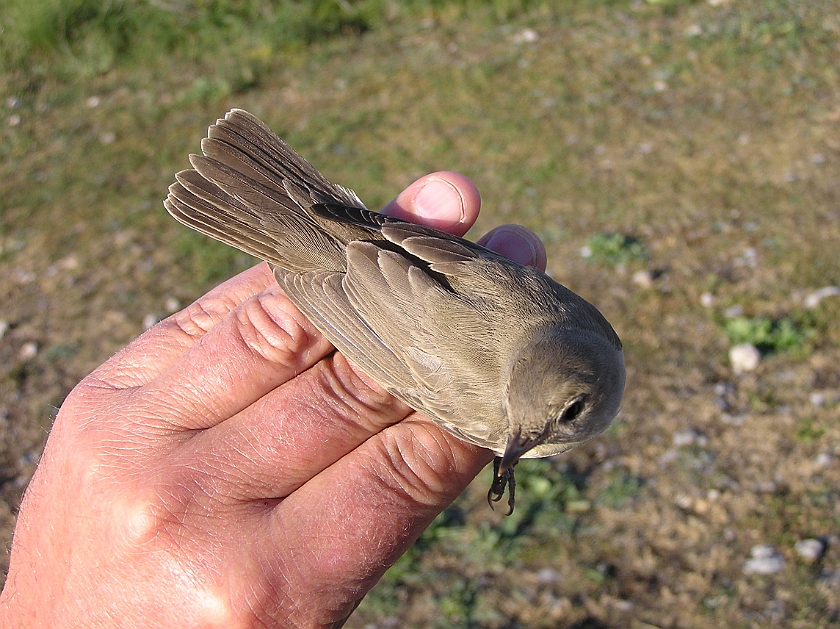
[1,1,839,627]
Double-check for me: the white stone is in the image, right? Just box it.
[18,341,38,360]
[743,545,785,575]
[511,28,539,43]
[632,270,654,289]
[804,286,840,309]
[730,343,761,373]
[724,304,744,318]
[794,539,825,562]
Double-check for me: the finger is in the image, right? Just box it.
[129,282,334,431]
[176,352,413,499]
[477,224,548,270]
[87,263,276,390]
[380,171,481,237]
[252,420,494,627]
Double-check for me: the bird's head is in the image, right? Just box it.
[500,326,625,472]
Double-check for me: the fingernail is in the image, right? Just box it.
[411,179,465,225]
[483,229,538,267]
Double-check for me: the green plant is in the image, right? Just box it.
[581,232,648,266]
[723,315,815,354]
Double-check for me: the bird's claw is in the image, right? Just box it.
[487,456,516,516]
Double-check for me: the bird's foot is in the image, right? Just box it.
[487,456,516,515]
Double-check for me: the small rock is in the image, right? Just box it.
[99,131,116,145]
[536,567,561,584]
[724,304,744,318]
[673,428,707,447]
[8,115,21,127]
[143,314,159,330]
[730,343,761,373]
[700,292,716,308]
[165,297,180,313]
[819,568,840,587]
[810,392,826,406]
[632,270,654,289]
[720,413,746,426]
[794,538,826,562]
[511,28,539,43]
[18,341,38,360]
[804,286,840,309]
[744,545,785,575]
[0,320,8,341]
[86,96,101,107]
[815,453,834,468]
[612,599,634,612]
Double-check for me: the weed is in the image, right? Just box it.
[722,315,815,355]
[581,232,648,267]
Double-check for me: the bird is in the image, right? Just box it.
[164,109,625,514]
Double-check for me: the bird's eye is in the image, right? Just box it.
[560,398,585,423]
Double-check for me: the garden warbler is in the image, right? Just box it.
[165,109,625,514]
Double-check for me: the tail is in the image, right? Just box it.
[164,109,369,273]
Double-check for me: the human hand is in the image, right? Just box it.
[0,172,546,629]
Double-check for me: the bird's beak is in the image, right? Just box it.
[498,430,540,475]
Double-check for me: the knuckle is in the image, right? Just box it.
[233,290,322,369]
[171,296,233,339]
[312,356,405,433]
[373,425,458,509]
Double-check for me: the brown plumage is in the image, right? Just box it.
[165,109,625,513]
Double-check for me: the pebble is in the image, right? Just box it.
[743,545,785,575]
[819,569,840,587]
[165,297,180,313]
[0,320,8,341]
[804,286,840,309]
[700,292,715,308]
[672,429,708,447]
[794,538,826,562]
[632,270,654,289]
[536,567,561,584]
[142,314,159,330]
[18,341,38,360]
[724,304,744,318]
[814,453,833,468]
[720,413,746,426]
[730,343,761,373]
[511,28,539,43]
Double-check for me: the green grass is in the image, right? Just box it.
[722,314,816,355]
[581,232,648,267]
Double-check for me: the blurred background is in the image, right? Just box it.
[1,0,839,626]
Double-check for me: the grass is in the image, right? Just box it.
[581,232,648,267]
[2,1,840,628]
[722,314,816,355]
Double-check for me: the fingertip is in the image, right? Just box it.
[381,171,481,237]
[477,224,548,270]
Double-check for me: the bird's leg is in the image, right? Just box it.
[487,456,517,515]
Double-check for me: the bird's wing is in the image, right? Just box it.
[339,239,509,446]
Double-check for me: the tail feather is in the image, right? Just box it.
[164,180,283,264]
[164,109,374,273]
